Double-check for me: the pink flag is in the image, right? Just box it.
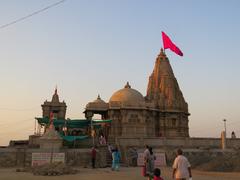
[162,31,183,56]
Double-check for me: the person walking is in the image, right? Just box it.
[142,145,150,177]
[146,147,156,180]
[143,145,150,161]
[91,146,97,168]
[132,148,138,167]
[172,149,192,180]
[112,147,121,171]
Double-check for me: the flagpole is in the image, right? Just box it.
[161,31,165,53]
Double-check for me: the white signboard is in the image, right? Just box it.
[137,152,166,166]
[137,152,145,166]
[32,153,65,167]
[154,153,166,166]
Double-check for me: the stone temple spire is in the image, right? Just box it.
[146,49,188,112]
[42,88,67,120]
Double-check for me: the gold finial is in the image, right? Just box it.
[158,48,167,59]
[124,82,131,88]
[97,94,101,100]
[160,48,164,54]
[160,48,166,55]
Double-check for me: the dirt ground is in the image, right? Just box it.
[0,167,240,180]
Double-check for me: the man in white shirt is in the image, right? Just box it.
[172,149,192,180]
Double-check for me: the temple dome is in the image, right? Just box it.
[86,95,108,110]
[93,95,106,104]
[109,82,145,105]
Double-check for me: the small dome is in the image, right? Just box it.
[86,95,108,110]
[109,82,144,105]
[93,95,106,104]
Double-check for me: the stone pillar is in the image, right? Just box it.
[221,131,226,150]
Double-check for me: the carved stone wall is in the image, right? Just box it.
[108,109,155,138]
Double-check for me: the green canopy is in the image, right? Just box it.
[35,117,111,128]
[92,119,112,124]
[60,135,89,142]
[35,118,112,142]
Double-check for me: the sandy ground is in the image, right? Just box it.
[0,167,240,180]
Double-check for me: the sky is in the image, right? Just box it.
[0,0,240,145]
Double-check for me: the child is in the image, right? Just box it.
[153,168,164,180]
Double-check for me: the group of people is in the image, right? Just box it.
[92,144,192,180]
[143,145,162,180]
[91,144,121,171]
[143,145,192,180]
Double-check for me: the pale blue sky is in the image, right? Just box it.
[0,0,240,145]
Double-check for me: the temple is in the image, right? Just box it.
[33,49,189,146]
[5,48,240,169]
[41,88,67,120]
[85,48,190,140]
[35,89,111,145]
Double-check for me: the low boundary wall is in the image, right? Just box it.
[116,137,240,149]
[0,146,107,168]
[1,137,240,167]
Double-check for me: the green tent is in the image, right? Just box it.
[35,118,111,142]
[60,135,89,142]
[35,117,111,128]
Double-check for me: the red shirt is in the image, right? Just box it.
[154,176,164,180]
